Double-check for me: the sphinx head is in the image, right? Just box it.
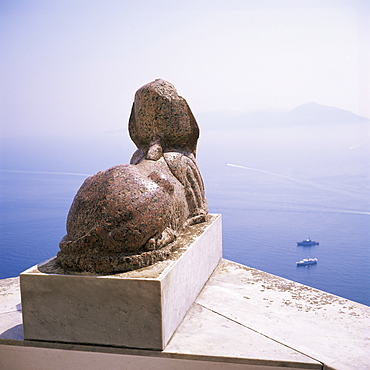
[129,79,199,159]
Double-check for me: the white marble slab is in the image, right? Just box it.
[195,260,370,370]
[165,303,320,368]
[0,277,23,342]
[20,214,222,350]
[3,257,369,369]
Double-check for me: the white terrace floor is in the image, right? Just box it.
[1,259,369,370]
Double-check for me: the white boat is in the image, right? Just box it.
[296,257,318,266]
[297,238,319,246]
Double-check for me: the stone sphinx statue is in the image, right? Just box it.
[56,79,208,274]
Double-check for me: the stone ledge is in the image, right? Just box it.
[189,259,370,370]
[20,214,222,350]
[1,257,369,369]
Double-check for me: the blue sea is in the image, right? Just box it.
[1,122,369,306]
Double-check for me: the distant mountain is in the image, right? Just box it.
[286,102,369,125]
[197,103,370,130]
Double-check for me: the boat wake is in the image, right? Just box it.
[226,163,370,216]
[348,139,370,150]
[226,163,300,183]
[0,169,92,177]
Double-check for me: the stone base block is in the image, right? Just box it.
[20,214,222,350]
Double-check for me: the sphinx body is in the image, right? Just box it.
[56,79,208,274]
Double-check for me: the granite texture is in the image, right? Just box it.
[57,79,208,274]
[129,79,199,158]
[20,215,222,350]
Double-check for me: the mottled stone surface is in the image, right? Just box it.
[129,79,199,159]
[20,216,222,350]
[56,79,208,274]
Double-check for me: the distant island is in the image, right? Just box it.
[198,102,370,130]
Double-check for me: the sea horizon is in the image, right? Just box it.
[1,105,369,306]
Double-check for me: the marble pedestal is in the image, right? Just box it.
[20,214,222,350]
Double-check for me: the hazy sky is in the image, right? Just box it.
[1,0,369,137]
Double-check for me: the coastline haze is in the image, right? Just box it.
[1,0,369,138]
